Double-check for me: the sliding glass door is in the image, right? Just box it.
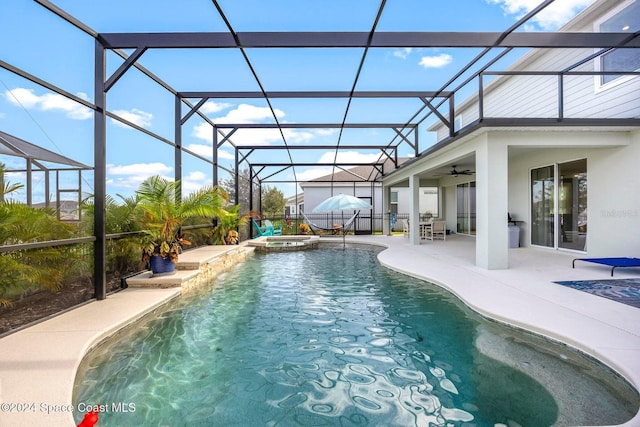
[531,166,555,247]
[558,159,587,251]
[531,160,587,251]
[456,182,476,235]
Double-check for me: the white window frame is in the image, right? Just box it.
[593,0,640,92]
[528,159,587,253]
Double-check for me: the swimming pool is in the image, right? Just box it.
[74,246,638,426]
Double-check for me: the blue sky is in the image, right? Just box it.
[0,0,596,202]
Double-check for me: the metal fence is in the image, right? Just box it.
[258,212,427,236]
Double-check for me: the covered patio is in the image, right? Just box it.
[381,126,638,270]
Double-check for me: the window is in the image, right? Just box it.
[530,160,587,251]
[456,182,476,235]
[596,0,640,87]
[558,159,587,251]
[390,191,398,215]
[531,166,554,247]
[422,187,439,217]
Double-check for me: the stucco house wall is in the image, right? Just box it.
[414,0,640,265]
[507,130,640,256]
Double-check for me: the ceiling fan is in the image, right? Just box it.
[449,165,474,177]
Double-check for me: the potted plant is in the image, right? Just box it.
[136,175,228,275]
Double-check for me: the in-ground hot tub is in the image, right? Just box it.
[246,235,320,252]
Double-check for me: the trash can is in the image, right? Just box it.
[508,225,520,248]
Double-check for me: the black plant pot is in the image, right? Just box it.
[149,254,176,276]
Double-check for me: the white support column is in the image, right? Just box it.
[383,185,391,235]
[409,174,421,245]
[476,138,509,269]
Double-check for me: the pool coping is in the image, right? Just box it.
[0,236,639,426]
[0,287,182,426]
[0,244,252,426]
[364,236,640,426]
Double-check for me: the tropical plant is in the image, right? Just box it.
[0,163,23,201]
[0,200,80,307]
[211,204,257,245]
[135,175,228,264]
[80,193,145,277]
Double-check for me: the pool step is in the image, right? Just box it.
[126,244,253,289]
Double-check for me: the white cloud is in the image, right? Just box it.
[295,167,334,182]
[315,129,337,136]
[6,88,40,108]
[318,151,381,164]
[293,151,383,182]
[4,87,92,120]
[193,122,214,142]
[184,143,234,160]
[181,170,212,195]
[199,100,233,114]
[190,103,286,146]
[111,108,153,128]
[191,103,318,147]
[106,162,172,190]
[393,48,413,59]
[193,122,285,146]
[184,143,214,158]
[187,170,207,181]
[419,54,453,68]
[284,129,316,144]
[106,162,212,196]
[212,103,284,124]
[218,149,234,160]
[107,163,172,176]
[486,0,594,30]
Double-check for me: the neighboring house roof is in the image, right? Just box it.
[286,193,303,204]
[301,158,411,186]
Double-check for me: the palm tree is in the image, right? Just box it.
[81,193,145,277]
[135,175,228,267]
[0,163,23,202]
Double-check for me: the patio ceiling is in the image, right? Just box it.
[25,0,640,190]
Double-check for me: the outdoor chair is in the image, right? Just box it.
[426,220,446,240]
[264,219,283,235]
[419,218,434,239]
[252,219,273,237]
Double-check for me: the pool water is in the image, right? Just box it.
[74,247,638,426]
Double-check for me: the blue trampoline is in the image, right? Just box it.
[572,257,640,276]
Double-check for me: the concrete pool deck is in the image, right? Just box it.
[0,235,639,426]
